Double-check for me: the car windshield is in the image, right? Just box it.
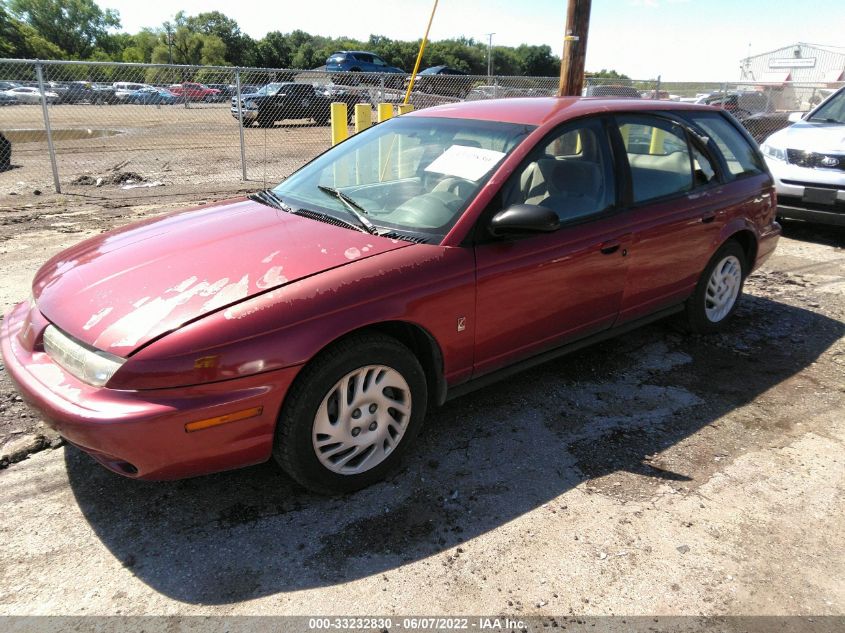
[807,89,845,124]
[256,83,285,96]
[272,116,534,240]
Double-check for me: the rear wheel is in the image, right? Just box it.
[274,333,427,494]
[686,240,747,333]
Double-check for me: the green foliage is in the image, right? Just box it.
[587,68,631,80]
[0,1,630,80]
[7,0,120,58]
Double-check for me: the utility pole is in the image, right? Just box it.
[558,0,592,96]
[485,32,495,80]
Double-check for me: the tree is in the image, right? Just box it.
[255,31,292,69]
[8,0,120,58]
[187,11,254,66]
[0,4,65,59]
[587,68,630,80]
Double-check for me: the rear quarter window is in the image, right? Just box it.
[683,111,765,178]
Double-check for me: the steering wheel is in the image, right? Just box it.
[432,176,475,198]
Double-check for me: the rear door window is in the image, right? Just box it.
[681,112,765,178]
[616,115,694,204]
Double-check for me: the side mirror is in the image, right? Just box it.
[489,204,560,237]
[787,111,804,123]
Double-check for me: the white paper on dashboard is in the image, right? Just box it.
[423,144,506,181]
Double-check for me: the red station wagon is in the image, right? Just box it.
[1,98,780,493]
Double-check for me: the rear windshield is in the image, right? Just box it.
[681,111,765,178]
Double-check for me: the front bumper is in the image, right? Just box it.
[766,158,845,226]
[230,107,257,120]
[1,300,301,480]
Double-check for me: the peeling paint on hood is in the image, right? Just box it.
[33,198,411,354]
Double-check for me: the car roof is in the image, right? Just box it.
[406,96,716,126]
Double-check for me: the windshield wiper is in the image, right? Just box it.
[249,189,293,212]
[317,185,378,235]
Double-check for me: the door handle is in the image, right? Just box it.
[599,241,621,255]
[701,212,716,224]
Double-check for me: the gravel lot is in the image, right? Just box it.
[0,181,843,617]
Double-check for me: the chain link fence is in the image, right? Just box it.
[0,59,841,201]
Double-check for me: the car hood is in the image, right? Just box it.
[33,198,411,355]
[766,121,845,153]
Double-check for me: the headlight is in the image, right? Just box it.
[761,141,787,162]
[42,325,125,387]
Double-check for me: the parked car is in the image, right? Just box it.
[47,81,98,104]
[0,91,16,105]
[0,81,21,92]
[2,86,59,104]
[465,85,498,101]
[703,91,773,120]
[205,83,235,99]
[90,83,119,105]
[168,82,222,102]
[583,84,642,98]
[406,65,470,98]
[128,86,179,105]
[113,82,155,102]
[760,85,845,226]
[740,111,794,143]
[1,98,780,493]
[230,82,362,126]
[326,50,405,86]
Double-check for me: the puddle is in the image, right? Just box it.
[0,128,122,143]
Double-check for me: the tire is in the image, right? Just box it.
[686,240,747,333]
[274,333,428,494]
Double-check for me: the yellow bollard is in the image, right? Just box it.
[397,104,414,115]
[649,127,666,155]
[354,104,371,134]
[619,123,630,148]
[377,103,393,123]
[330,102,348,146]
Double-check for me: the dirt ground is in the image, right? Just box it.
[0,180,843,618]
[1,102,333,199]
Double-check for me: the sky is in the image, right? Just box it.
[98,0,845,81]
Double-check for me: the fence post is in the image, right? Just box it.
[35,61,61,194]
[655,74,661,98]
[379,74,386,103]
[234,68,247,181]
[494,76,499,99]
[720,81,727,108]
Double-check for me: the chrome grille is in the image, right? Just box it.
[787,149,845,171]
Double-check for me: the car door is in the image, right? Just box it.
[472,117,632,376]
[611,113,727,323]
[357,53,375,72]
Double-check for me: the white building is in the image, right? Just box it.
[739,43,845,110]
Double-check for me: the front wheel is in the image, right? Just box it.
[274,333,428,494]
[686,240,747,333]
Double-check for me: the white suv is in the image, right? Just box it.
[761,86,845,226]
